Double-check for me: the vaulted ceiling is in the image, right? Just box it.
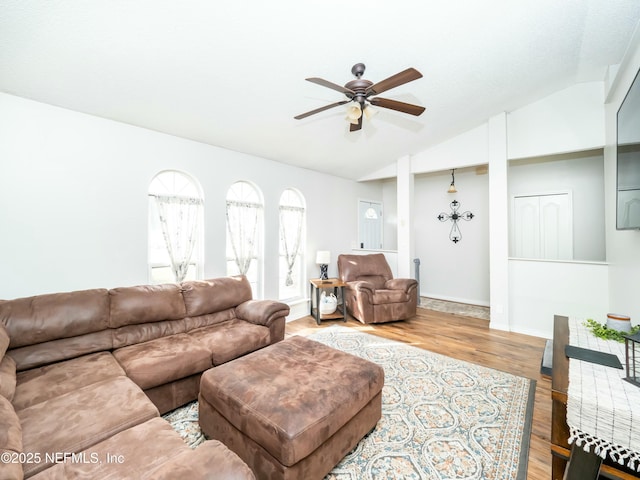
[1,1,639,180]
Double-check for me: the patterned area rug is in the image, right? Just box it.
[420,297,491,321]
[163,326,535,479]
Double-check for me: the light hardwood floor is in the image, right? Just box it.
[286,307,552,480]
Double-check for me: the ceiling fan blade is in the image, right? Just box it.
[306,77,355,96]
[294,100,349,120]
[349,114,363,132]
[369,97,425,116]
[365,68,423,96]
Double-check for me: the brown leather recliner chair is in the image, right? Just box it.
[337,253,418,324]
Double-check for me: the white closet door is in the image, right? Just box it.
[513,196,540,258]
[539,194,572,259]
[512,193,572,260]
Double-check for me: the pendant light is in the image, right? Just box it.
[448,169,457,193]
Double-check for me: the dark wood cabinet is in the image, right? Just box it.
[551,315,571,479]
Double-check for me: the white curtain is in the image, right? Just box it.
[279,205,304,286]
[152,194,202,282]
[226,200,261,275]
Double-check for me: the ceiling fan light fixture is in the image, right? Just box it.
[363,104,378,120]
[346,102,362,124]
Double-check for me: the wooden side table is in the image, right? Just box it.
[309,278,348,325]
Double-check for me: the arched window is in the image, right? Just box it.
[226,181,263,298]
[279,188,306,300]
[148,170,204,284]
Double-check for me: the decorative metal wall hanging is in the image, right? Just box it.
[437,200,474,243]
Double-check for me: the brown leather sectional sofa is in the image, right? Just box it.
[0,275,289,479]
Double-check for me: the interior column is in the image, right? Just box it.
[488,112,510,331]
[396,155,414,279]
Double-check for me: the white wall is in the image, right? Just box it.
[0,93,382,304]
[396,82,608,337]
[501,82,612,337]
[509,259,609,338]
[414,167,490,306]
[369,77,627,338]
[605,30,640,323]
[381,178,398,251]
[507,82,605,159]
[508,151,606,262]
[411,124,489,173]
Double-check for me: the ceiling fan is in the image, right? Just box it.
[294,63,425,132]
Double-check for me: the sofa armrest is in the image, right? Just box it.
[385,278,418,293]
[236,300,290,327]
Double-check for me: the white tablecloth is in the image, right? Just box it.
[567,317,640,470]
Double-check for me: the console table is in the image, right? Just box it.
[551,315,640,480]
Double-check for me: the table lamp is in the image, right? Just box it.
[316,251,330,280]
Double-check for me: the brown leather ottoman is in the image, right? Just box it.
[198,335,384,480]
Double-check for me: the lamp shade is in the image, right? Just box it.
[316,250,330,265]
[363,105,378,120]
[346,103,362,124]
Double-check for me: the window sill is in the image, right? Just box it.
[283,297,309,307]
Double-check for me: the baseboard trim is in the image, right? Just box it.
[286,301,309,322]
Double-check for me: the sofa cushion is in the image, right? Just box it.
[0,456,22,480]
[112,318,186,349]
[144,374,202,416]
[187,319,270,366]
[0,395,22,454]
[29,417,189,480]
[9,329,115,372]
[13,352,125,410]
[0,289,110,349]
[19,376,158,478]
[109,284,186,328]
[181,276,252,317]
[112,333,212,390]
[0,355,16,401]
[0,396,22,480]
[183,309,236,332]
[144,439,256,480]
[338,253,393,286]
[356,274,387,289]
